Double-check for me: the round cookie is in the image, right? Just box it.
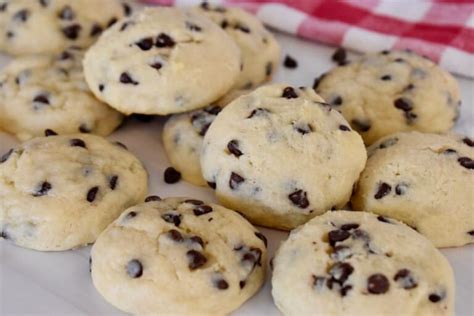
[272,211,455,316]
[0,134,148,251]
[351,131,474,248]
[0,0,131,55]
[91,197,267,315]
[196,3,280,89]
[163,89,250,186]
[200,84,367,230]
[0,48,123,141]
[314,50,460,145]
[83,7,241,115]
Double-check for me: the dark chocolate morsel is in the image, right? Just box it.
[145,195,161,202]
[367,274,390,294]
[126,259,143,278]
[374,183,391,199]
[164,167,181,183]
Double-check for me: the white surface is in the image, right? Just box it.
[0,31,473,316]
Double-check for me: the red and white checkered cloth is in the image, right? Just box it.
[141,0,474,78]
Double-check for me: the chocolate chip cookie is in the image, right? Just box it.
[0,134,147,251]
[352,131,474,247]
[91,197,267,315]
[83,7,241,115]
[200,84,367,230]
[314,50,460,145]
[272,211,455,316]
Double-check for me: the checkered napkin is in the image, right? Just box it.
[141,0,474,78]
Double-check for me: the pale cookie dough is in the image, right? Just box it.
[272,211,455,316]
[91,197,267,315]
[0,0,131,55]
[0,134,148,251]
[200,84,367,230]
[351,131,474,248]
[83,7,241,115]
[196,3,280,89]
[314,50,460,145]
[0,48,123,141]
[162,89,250,186]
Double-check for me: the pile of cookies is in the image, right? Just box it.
[0,1,472,315]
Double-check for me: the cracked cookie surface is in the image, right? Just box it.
[83,7,241,115]
[272,211,455,316]
[352,131,474,247]
[200,84,367,230]
[314,50,460,145]
[91,197,267,315]
[0,48,123,140]
[0,134,147,251]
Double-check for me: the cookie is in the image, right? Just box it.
[0,0,131,55]
[314,50,460,145]
[0,48,123,141]
[162,89,250,186]
[91,197,267,315]
[200,84,367,230]
[0,134,148,251]
[196,3,280,89]
[272,211,455,316]
[83,7,241,115]
[351,131,474,248]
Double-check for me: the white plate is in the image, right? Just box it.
[1,30,473,315]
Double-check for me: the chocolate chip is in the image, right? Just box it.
[227,140,243,157]
[313,73,326,90]
[6,31,14,38]
[120,72,139,85]
[380,75,391,81]
[193,205,213,216]
[59,50,73,60]
[204,105,221,115]
[126,259,143,278]
[468,230,474,236]
[187,250,207,270]
[374,182,391,199]
[265,62,273,76]
[247,108,269,118]
[283,55,298,69]
[235,23,250,33]
[220,19,228,28]
[367,274,389,294]
[377,215,392,224]
[288,189,309,208]
[394,58,405,63]
[70,138,86,148]
[44,129,57,136]
[294,123,313,135]
[145,195,161,202]
[229,172,245,189]
[394,98,413,112]
[340,285,353,296]
[254,232,267,247]
[77,124,90,134]
[156,33,175,48]
[404,83,415,91]
[33,181,52,197]
[190,236,204,248]
[114,141,127,149]
[167,229,183,242]
[341,223,359,231]
[120,21,132,31]
[135,37,153,50]
[239,280,246,289]
[58,6,74,20]
[109,175,118,190]
[86,186,99,202]
[150,62,162,70]
[429,292,444,303]
[161,213,181,226]
[123,3,132,16]
[98,84,104,92]
[207,181,216,189]
[351,119,371,132]
[282,87,298,99]
[379,137,398,149]
[395,183,408,195]
[186,21,202,32]
[62,24,81,40]
[242,248,262,267]
[332,48,347,65]
[107,17,118,27]
[328,262,354,284]
[463,137,474,147]
[184,199,204,205]
[0,3,7,11]
[33,94,50,104]
[215,278,229,290]
[313,275,326,289]
[14,9,29,22]
[125,211,137,219]
[331,96,343,106]
[0,149,13,163]
[404,111,417,124]
[328,229,350,246]
[394,269,417,289]
[339,125,351,131]
[458,157,474,169]
[164,167,181,183]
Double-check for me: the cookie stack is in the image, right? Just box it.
[0,1,472,316]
